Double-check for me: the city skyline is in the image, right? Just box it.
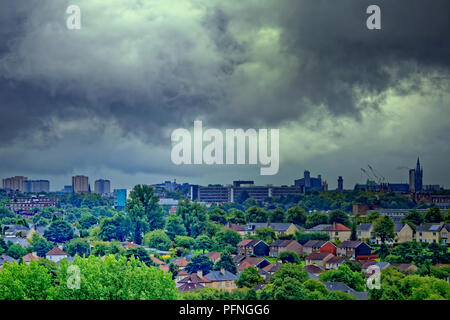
[1,156,445,192]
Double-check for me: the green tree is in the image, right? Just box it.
[6,244,28,260]
[44,220,74,243]
[195,235,214,253]
[185,255,214,275]
[128,185,165,230]
[269,208,284,223]
[245,206,268,223]
[402,210,424,228]
[366,211,381,223]
[64,238,90,257]
[30,233,54,257]
[424,207,443,223]
[236,267,264,288]
[79,214,98,230]
[255,227,276,243]
[328,210,351,227]
[305,212,328,228]
[226,209,246,225]
[279,251,301,264]
[373,216,395,243]
[165,213,186,240]
[208,208,227,224]
[295,231,329,243]
[49,255,177,300]
[143,229,172,251]
[319,264,366,291]
[213,229,242,249]
[0,260,52,300]
[174,236,195,249]
[125,247,154,267]
[213,251,237,274]
[177,199,208,238]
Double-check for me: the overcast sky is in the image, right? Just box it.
[0,0,449,191]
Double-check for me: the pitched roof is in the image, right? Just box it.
[357,223,373,232]
[237,261,253,272]
[173,257,189,267]
[323,282,369,300]
[22,253,38,262]
[416,223,443,232]
[306,252,333,260]
[0,256,17,266]
[303,265,323,274]
[204,270,238,281]
[270,240,298,248]
[245,223,296,232]
[226,223,246,232]
[324,223,351,232]
[159,265,169,273]
[237,239,253,246]
[337,241,364,249]
[326,256,348,264]
[204,252,221,261]
[394,223,409,233]
[178,283,205,292]
[307,224,331,232]
[262,262,282,273]
[303,240,328,248]
[178,273,211,284]
[150,255,165,265]
[46,247,67,256]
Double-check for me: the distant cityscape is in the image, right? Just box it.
[1,157,449,215]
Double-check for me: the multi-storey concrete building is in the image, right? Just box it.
[72,175,89,194]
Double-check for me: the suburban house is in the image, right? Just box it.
[302,240,337,256]
[237,239,269,257]
[22,253,38,264]
[262,262,282,276]
[337,241,372,258]
[204,269,238,292]
[236,257,271,272]
[174,270,189,282]
[357,223,374,241]
[269,240,303,257]
[204,252,222,264]
[305,252,334,269]
[173,257,189,269]
[224,223,248,237]
[416,223,444,244]
[303,264,324,278]
[323,282,369,300]
[45,247,68,263]
[392,263,419,274]
[324,223,351,242]
[2,224,29,238]
[242,223,302,237]
[177,271,211,292]
[440,224,450,245]
[325,256,348,270]
[393,223,414,244]
[0,256,17,269]
[150,255,165,266]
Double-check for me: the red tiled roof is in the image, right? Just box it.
[204,252,221,261]
[46,247,67,256]
[22,253,38,262]
[262,262,282,273]
[303,265,323,274]
[239,257,265,267]
[325,223,351,232]
[178,273,211,284]
[150,255,165,265]
[226,223,246,232]
[237,261,253,272]
[237,239,253,246]
[159,265,169,272]
[174,257,189,267]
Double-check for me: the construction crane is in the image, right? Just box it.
[360,168,375,183]
[368,164,387,184]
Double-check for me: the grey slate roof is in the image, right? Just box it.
[0,255,17,266]
[357,223,373,232]
[307,224,331,232]
[303,240,328,248]
[323,281,369,300]
[204,270,238,281]
[3,236,31,248]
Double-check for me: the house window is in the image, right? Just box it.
[419,232,422,236]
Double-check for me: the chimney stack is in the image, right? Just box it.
[220,268,225,275]
[197,270,203,278]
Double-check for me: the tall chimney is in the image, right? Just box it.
[220,268,225,275]
[197,270,203,278]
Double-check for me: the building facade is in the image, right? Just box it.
[72,175,89,194]
[94,179,111,194]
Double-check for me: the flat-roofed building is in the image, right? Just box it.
[72,175,89,194]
